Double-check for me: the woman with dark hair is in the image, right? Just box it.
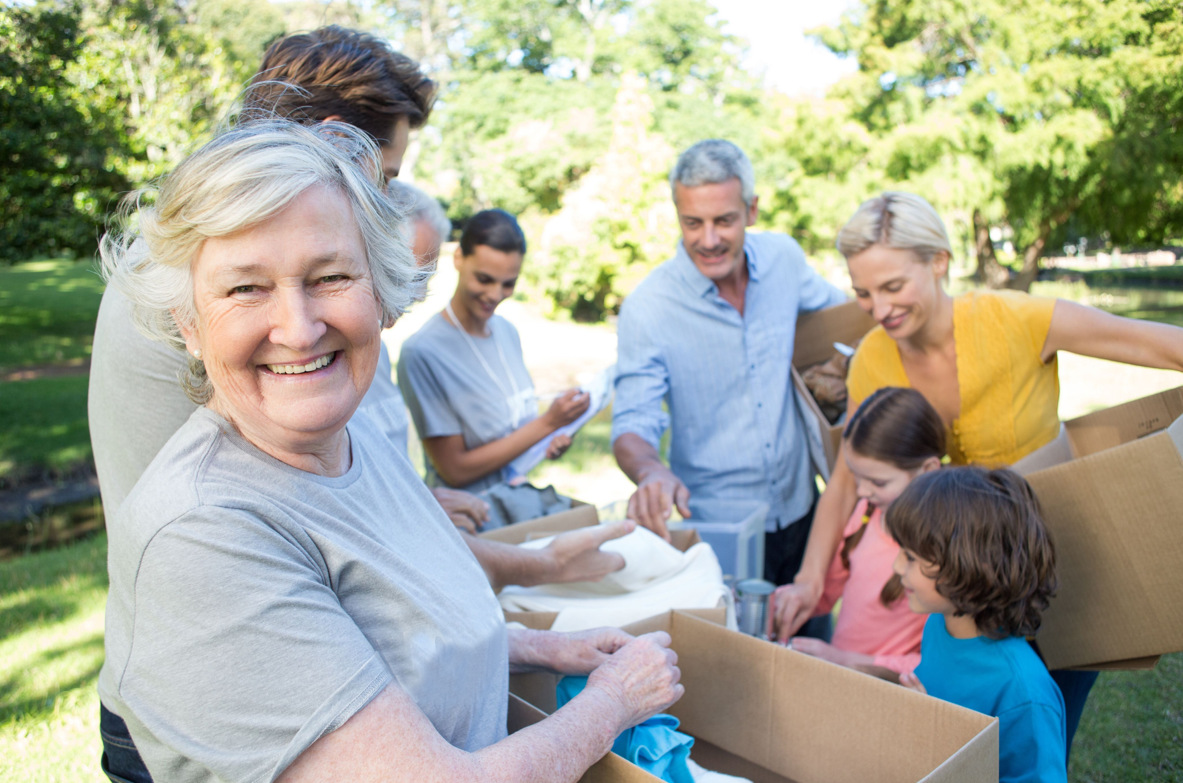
[398,209,590,506]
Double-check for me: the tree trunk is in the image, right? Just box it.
[1009,229,1049,293]
[972,208,1010,289]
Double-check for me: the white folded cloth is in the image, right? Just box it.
[499,526,732,630]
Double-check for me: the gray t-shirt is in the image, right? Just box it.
[397,312,536,493]
[98,407,507,783]
[88,287,410,518]
[88,286,196,517]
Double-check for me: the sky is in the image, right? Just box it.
[712,0,860,97]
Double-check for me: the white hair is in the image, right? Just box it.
[387,179,450,246]
[100,119,426,402]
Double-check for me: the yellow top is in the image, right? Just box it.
[847,290,1060,466]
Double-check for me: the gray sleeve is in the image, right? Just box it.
[396,338,464,440]
[89,287,198,517]
[115,507,393,783]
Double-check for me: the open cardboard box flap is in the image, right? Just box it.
[479,503,708,574]
[512,610,998,783]
[792,302,877,476]
[1013,386,1183,670]
[508,694,663,782]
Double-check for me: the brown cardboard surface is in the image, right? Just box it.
[507,694,662,782]
[513,610,997,783]
[480,504,701,553]
[1016,386,1183,669]
[792,301,876,369]
[652,613,997,783]
[480,504,601,543]
[792,302,876,474]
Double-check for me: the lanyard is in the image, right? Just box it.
[444,301,527,424]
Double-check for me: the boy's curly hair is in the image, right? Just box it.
[885,466,1058,639]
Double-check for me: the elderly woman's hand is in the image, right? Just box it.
[508,627,632,675]
[585,632,683,730]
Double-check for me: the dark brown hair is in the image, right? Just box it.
[459,209,527,256]
[841,387,946,605]
[245,26,437,144]
[885,467,1058,640]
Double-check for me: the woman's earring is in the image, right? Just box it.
[192,348,203,361]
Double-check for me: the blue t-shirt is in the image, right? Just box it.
[916,615,1067,783]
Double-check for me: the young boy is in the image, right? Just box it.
[886,466,1067,783]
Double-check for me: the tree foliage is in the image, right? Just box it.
[0,0,130,263]
[799,0,1183,288]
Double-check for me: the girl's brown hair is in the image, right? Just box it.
[841,387,946,606]
[884,467,1058,640]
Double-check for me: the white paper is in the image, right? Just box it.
[506,364,615,481]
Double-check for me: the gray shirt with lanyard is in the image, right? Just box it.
[397,310,537,493]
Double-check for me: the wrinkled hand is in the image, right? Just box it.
[626,467,690,542]
[543,389,591,429]
[770,580,822,643]
[587,632,683,729]
[546,433,573,460]
[899,671,927,695]
[430,487,490,534]
[545,520,634,583]
[544,627,634,675]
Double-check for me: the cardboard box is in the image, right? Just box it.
[1013,385,1183,670]
[792,302,877,477]
[507,694,664,782]
[510,610,998,783]
[479,503,703,554]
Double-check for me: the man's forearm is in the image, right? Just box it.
[612,432,667,485]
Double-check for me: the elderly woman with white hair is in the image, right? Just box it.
[98,119,681,783]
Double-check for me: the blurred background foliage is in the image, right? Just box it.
[2,0,1182,317]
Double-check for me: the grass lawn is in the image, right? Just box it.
[0,259,105,373]
[0,531,1178,781]
[0,376,92,483]
[0,533,106,782]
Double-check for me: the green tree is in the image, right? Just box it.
[529,73,677,320]
[72,0,284,186]
[811,0,1183,288]
[0,0,130,263]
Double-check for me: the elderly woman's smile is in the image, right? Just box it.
[180,184,383,472]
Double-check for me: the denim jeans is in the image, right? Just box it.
[100,703,153,783]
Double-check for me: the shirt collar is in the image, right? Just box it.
[675,235,762,298]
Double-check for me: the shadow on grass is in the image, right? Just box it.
[0,375,92,482]
[0,570,107,640]
[0,259,104,372]
[0,632,105,725]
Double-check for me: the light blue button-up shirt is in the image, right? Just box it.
[611,232,847,531]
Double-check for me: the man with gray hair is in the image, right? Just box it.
[612,138,846,589]
[388,179,452,268]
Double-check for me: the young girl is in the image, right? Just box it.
[888,467,1066,783]
[780,387,943,678]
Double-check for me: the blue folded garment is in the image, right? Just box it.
[556,675,696,783]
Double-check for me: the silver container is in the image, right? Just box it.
[734,578,776,638]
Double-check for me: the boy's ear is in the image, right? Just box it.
[920,456,942,474]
